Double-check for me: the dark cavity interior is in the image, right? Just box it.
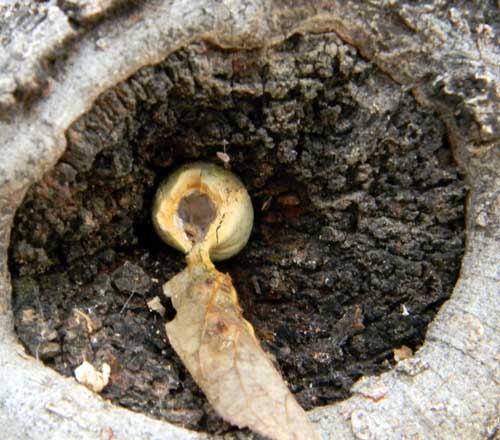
[9,32,465,436]
[177,190,217,242]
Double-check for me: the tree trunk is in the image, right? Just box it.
[0,1,498,439]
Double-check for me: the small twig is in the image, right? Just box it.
[120,292,135,314]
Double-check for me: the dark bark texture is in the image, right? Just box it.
[0,1,498,440]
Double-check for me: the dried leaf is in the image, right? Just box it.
[394,345,413,362]
[147,295,166,316]
[74,361,110,392]
[163,252,322,440]
[216,151,231,169]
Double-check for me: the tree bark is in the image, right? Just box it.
[0,1,498,439]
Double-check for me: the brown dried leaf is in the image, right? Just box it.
[394,345,413,362]
[163,259,322,440]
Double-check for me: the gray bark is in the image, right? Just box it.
[0,1,498,439]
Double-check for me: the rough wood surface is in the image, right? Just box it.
[0,1,498,439]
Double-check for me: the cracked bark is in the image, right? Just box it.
[0,1,498,439]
